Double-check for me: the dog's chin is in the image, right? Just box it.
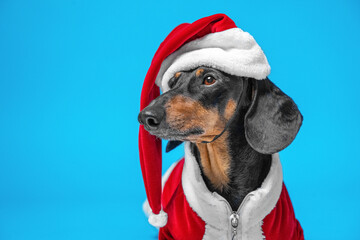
[146,127,204,142]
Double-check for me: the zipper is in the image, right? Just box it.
[215,192,254,240]
[230,211,239,240]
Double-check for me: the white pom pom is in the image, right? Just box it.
[148,210,168,227]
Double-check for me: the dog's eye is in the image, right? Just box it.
[203,76,216,86]
[168,77,179,89]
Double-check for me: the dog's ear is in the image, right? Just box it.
[244,78,303,154]
[165,140,183,153]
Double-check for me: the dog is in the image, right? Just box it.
[137,13,304,240]
[138,66,304,239]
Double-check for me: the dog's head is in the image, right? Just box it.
[138,66,302,154]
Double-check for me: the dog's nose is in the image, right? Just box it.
[138,108,164,130]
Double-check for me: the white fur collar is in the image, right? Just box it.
[181,142,283,240]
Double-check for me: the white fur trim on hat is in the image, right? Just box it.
[155,28,270,92]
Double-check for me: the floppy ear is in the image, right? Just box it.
[244,78,303,154]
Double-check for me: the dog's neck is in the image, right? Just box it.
[191,108,272,211]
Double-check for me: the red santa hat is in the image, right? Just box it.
[139,13,270,227]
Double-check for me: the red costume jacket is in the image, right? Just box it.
[144,143,304,240]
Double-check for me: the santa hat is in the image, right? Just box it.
[138,13,270,227]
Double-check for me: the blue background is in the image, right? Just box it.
[1,0,359,239]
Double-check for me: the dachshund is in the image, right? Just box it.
[138,66,302,211]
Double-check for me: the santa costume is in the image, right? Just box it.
[139,13,304,240]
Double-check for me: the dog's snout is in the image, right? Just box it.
[138,108,165,130]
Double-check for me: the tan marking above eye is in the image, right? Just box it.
[175,72,182,78]
[195,68,204,77]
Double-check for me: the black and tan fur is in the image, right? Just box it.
[138,67,302,210]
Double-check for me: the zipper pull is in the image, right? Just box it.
[230,212,239,240]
